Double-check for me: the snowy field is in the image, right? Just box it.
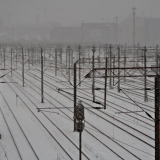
[0,48,155,160]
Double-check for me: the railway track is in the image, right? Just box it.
[33,67,155,126]
[12,64,154,127]
[0,53,153,158]
[2,64,155,159]
[0,76,87,159]
[0,70,124,159]
[0,92,40,160]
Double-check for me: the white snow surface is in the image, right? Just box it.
[0,59,155,160]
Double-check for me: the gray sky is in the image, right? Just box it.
[1,0,160,26]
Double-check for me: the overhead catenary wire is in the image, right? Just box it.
[12,60,154,130]
[119,88,155,121]
[57,88,104,106]
[1,44,156,159]
[11,62,155,129]
[85,126,154,157]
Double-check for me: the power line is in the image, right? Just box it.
[85,126,154,157]
[120,88,154,121]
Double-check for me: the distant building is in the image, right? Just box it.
[119,17,160,46]
[119,17,144,45]
[81,22,116,44]
[144,18,160,46]
[0,22,61,43]
[51,26,82,44]
[50,22,117,45]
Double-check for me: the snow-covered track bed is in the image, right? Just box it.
[5,67,127,159]
[0,92,39,160]
[0,75,88,159]
[36,68,154,128]
[5,66,154,159]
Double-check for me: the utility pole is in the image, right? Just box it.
[104,57,107,109]
[117,46,120,92]
[66,47,68,75]
[55,48,57,77]
[3,48,5,70]
[132,7,136,66]
[28,48,30,70]
[32,46,34,66]
[68,46,70,82]
[16,47,17,69]
[92,46,96,102]
[113,55,115,86]
[43,47,45,67]
[109,45,112,89]
[155,75,160,160]
[71,48,73,76]
[144,46,148,102]
[78,45,81,86]
[105,44,108,58]
[60,48,62,65]
[22,47,24,87]
[11,48,12,77]
[156,45,159,75]
[137,42,140,66]
[115,17,118,45]
[98,45,100,68]
[79,131,82,160]
[74,62,77,131]
[124,44,127,82]
[41,48,44,103]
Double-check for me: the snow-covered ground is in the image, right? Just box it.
[0,49,155,160]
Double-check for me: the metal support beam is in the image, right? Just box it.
[60,48,62,65]
[66,47,68,74]
[79,132,82,160]
[115,17,118,45]
[124,44,126,82]
[109,45,112,89]
[79,45,81,86]
[28,48,30,70]
[144,46,148,102]
[98,46,100,68]
[16,47,17,68]
[137,42,140,66]
[11,48,12,77]
[113,55,115,86]
[105,44,107,58]
[3,48,5,70]
[55,48,57,76]
[22,47,24,87]
[155,75,160,160]
[156,45,159,75]
[132,7,136,66]
[92,47,96,102]
[118,46,120,92]
[104,57,107,109]
[71,49,73,76]
[68,47,70,82]
[32,47,34,66]
[44,47,45,67]
[74,62,77,131]
[41,48,44,103]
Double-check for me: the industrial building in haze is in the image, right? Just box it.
[119,16,160,46]
[50,22,116,45]
[0,16,160,46]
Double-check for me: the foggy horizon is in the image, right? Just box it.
[0,0,160,27]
